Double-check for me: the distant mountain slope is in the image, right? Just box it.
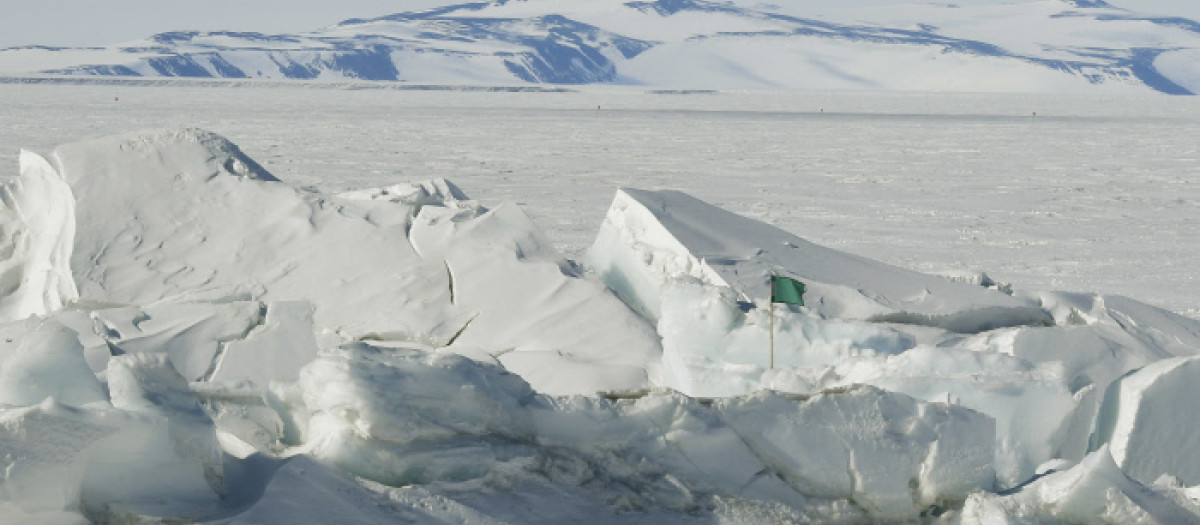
[1,0,1199,93]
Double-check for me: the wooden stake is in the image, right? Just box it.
[769,275,776,370]
[769,300,775,370]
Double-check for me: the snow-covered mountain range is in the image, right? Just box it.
[2,0,1200,93]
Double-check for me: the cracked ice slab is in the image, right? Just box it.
[1091,355,1200,486]
[588,187,1048,326]
[35,128,660,394]
[0,354,227,522]
[293,341,995,522]
[714,385,995,519]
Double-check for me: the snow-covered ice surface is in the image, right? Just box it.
[1,83,1196,319]
[0,83,1198,523]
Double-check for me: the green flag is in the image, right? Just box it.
[771,275,806,306]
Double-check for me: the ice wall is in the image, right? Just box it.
[1091,356,1200,486]
[0,150,78,321]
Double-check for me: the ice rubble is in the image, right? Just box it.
[586,188,1200,497]
[961,445,1200,525]
[42,128,661,395]
[0,128,1198,523]
[0,353,225,523]
[290,342,994,521]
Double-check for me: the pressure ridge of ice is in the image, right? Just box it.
[1,128,1200,523]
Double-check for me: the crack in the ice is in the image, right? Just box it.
[710,405,805,499]
[443,313,477,347]
[199,301,270,382]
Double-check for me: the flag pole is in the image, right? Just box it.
[769,276,775,370]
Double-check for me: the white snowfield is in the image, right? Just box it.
[0,128,1199,523]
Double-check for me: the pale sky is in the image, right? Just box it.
[0,1,447,48]
[1,0,1199,49]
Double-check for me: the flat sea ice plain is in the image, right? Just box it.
[2,82,1196,319]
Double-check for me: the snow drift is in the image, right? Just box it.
[1,128,1199,523]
